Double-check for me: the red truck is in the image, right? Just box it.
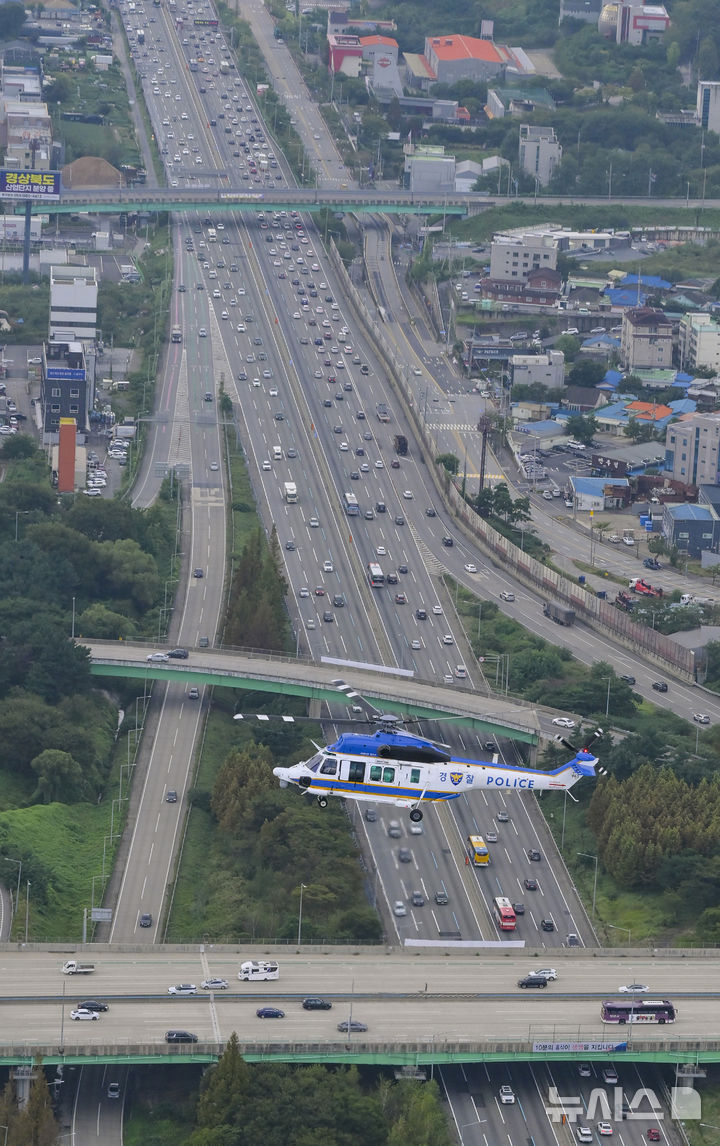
[629,578,663,598]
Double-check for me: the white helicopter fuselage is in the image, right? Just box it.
[273,745,598,814]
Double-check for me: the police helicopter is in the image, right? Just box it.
[270,682,604,822]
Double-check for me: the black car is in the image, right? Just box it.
[518,976,547,989]
[512,902,525,915]
[79,1000,109,1012]
[527,848,542,861]
[425,507,436,517]
[386,572,398,585]
[434,890,449,905]
[415,608,427,620]
[337,1020,367,1033]
[441,536,453,547]
[620,674,636,685]
[165,1030,198,1043]
[302,997,332,1010]
[193,568,204,578]
[541,918,555,932]
[398,564,408,574]
[166,790,178,803]
[398,848,412,863]
[523,878,538,891]
[168,648,189,659]
[323,611,334,623]
[139,913,152,928]
[364,808,377,822]
[652,681,668,692]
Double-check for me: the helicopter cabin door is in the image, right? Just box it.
[340,758,366,793]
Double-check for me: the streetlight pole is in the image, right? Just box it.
[0,1124,8,1146]
[71,596,76,640]
[3,856,21,918]
[605,675,611,717]
[577,852,598,917]
[607,922,631,946]
[25,880,30,943]
[297,882,307,945]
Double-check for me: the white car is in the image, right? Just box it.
[146,652,169,662]
[442,634,454,645]
[432,605,442,615]
[552,717,575,728]
[70,1008,99,1021]
[323,561,334,573]
[393,900,407,917]
[499,1085,515,1104]
[262,460,272,471]
[411,639,421,650]
[308,517,320,528]
[464,563,477,573]
[455,666,467,679]
[201,978,229,990]
[168,984,197,996]
[576,1129,593,1144]
[528,967,557,980]
[597,1123,613,1136]
[693,713,710,724]
[500,591,515,601]
[618,983,648,993]
[376,546,386,556]
[298,587,310,598]
[402,489,413,498]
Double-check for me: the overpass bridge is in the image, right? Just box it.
[41,186,477,217]
[86,641,540,746]
[0,946,718,1067]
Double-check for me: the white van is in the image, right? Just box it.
[238,960,279,981]
[273,445,282,461]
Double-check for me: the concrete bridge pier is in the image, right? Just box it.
[12,1064,37,1108]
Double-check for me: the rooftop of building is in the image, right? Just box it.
[426,33,502,64]
[665,502,716,520]
[572,475,630,494]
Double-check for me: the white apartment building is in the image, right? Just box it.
[679,312,720,373]
[697,80,720,133]
[665,412,720,485]
[49,266,98,342]
[620,307,673,372]
[518,124,562,187]
[510,351,565,388]
[489,231,558,282]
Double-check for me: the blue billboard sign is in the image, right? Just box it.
[0,170,61,202]
[47,368,86,382]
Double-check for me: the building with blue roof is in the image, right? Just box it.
[619,273,672,292]
[605,287,647,307]
[662,502,720,557]
[570,475,630,511]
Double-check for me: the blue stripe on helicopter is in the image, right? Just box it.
[306,779,460,800]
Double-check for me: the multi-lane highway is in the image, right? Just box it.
[1,948,716,1056]
[68,1,700,1142]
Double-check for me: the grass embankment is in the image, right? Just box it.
[50,63,141,168]
[450,576,719,945]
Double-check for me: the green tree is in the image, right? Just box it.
[568,359,606,387]
[196,1033,250,1129]
[436,452,459,475]
[698,35,719,79]
[565,413,597,444]
[0,3,28,39]
[30,748,86,804]
[1,433,37,459]
[10,1062,58,1146]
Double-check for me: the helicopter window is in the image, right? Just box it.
[320,759,337,775]
[410,768,421,784]
[347,760,365,783]
[383,767,395,783]
[370,765,382,781]
[306,753,324,772]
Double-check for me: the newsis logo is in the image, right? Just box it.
[545,1086,701,1123]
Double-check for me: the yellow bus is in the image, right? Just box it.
[467,835,490,867]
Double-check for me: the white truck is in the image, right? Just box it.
[284,481,297,504]
[238,960,279,981]
[62,960,95,975]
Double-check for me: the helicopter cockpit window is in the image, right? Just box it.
[410,768,421,784]
[383,766,395,783]
[348,760,365,783]
[370,765,382,781]
[306,753,324,772]
[320,757,337,776]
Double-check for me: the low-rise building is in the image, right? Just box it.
[510,351,565,389]
[489,231,558,282]
[41,341,89,438]
[403,143,455,194]
[49,265,97,342]
[662,502,720,558]
[570,475,630,511]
